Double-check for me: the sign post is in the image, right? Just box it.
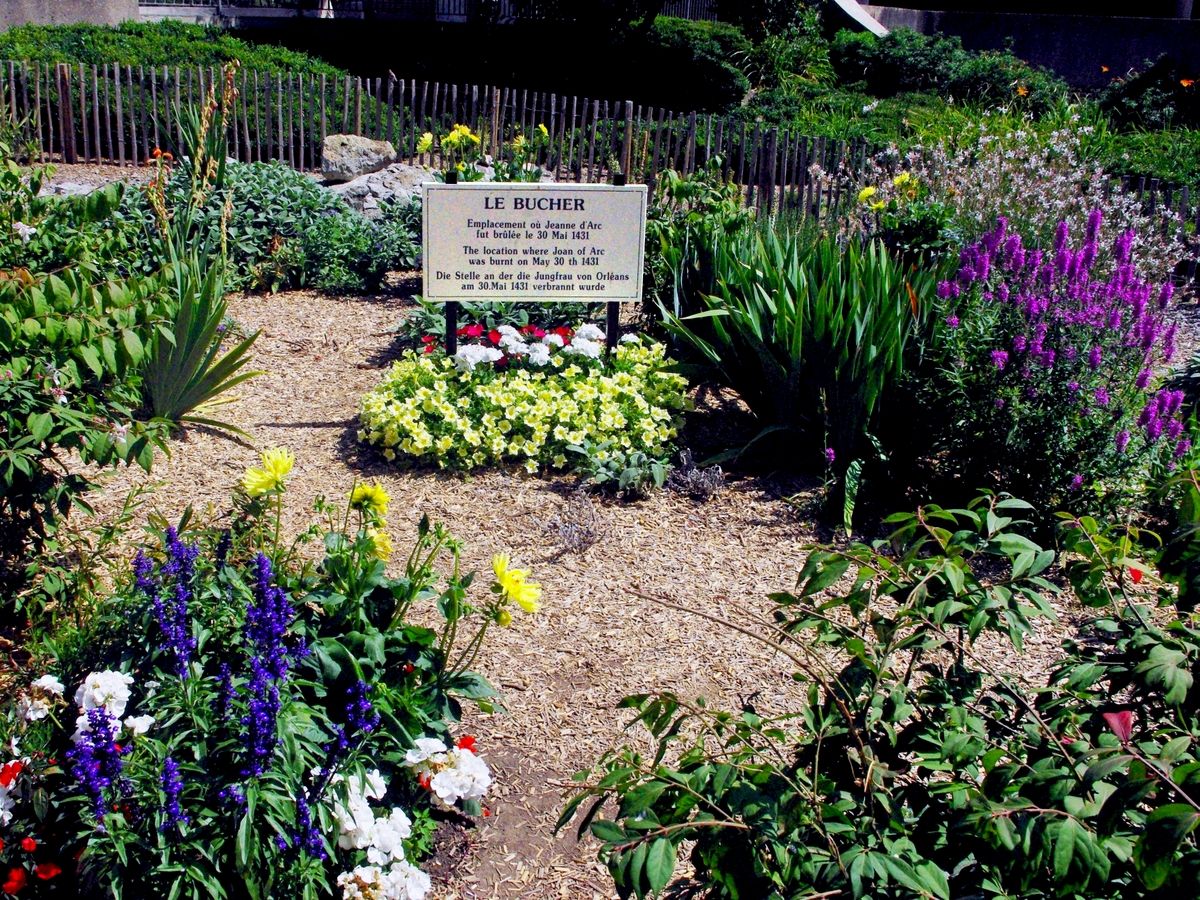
[422,180,648,354]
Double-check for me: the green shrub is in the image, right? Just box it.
[0,20,346,75]
[831,27,1066,116]
[0,268,168,617]
[634,17,752,112]
[562,494,1200,900]
[301,207,419,295]
[1099,55,1200,132]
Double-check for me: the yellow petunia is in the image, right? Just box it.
[893,172,911,187]
[242,447,294,497]
[349,481,390,518]
[416,132,433,153]
[857,185,877,203]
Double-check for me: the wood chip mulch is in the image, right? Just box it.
[68,286,1082,900]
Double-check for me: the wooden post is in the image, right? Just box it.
[92,65,102,163]
[138,65,149,163]
[621,99,634,180]
[354,77,362,135]
[490,86,500,158]
[320,73,327,164]
[287,72,295,168]
[254,70,263,163]
[686,110,697,174]
[78,64,91,163]
[764,127,778,216]
[587,98,599,183]
[445,302,459,356]
[386,73,395,145]
[114,64,124,167]
[57,65,76,163]
[298,74,306,169]
[33,65,43,163]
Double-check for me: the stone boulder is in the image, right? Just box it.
[329,162,556,217]
[321,134,397,184]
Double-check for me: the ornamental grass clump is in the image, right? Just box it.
[900,210,1185,517]
[358,332,687,474]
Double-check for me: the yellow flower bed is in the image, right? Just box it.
[357,339,688,473]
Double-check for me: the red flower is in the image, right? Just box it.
[487,329,502,345]
[456,735,477,753]
[2,867,26,894]
[552,326,573,340]
[422,334,437,344]
[464,323,484,338]
[423,344,436,355]
[34,863,61,881]
[0,761,23,788]
[19,838,35,853]
[1129,567,1143,584]
[403,663,414,674]
[483,808,491,816]
[417,773,431,790]
[1103,710,1133,744]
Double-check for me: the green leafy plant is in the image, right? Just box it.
[659,228,940,524]
[562,493,1200,899]
[141,253,262,434]
[567,439,670,499]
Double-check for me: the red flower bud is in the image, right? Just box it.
[1129,567,1143,584]
[404,663,415,673]
[1103,710,1133,744]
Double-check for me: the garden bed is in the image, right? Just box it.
[67,284,1084,899]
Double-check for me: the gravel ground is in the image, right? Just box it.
[65,284,1084,900]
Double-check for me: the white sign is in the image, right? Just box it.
[422,183,648,302]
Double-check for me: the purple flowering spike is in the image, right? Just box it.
[945,314,960,328]
[1094,387,1110,407]
[1068,381,1081,393]
[1088,346,1103,370]
[1114,231,1134,265]
[1086,208,1103,242]
[1159,282,1174,309]
[1136,369,1153,390]
[990,350,1009,371]
[161,757,189,832]
[67,709,124,823]
[937,281,952,300]
[1116,430,1131,452]
[1054,220,1069,253]
[1013,335,1028,354]
[1176,439,1192,458]
[1069,474,1084,491]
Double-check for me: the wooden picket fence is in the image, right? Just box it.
[3,60,1199,248]
[0,61,876,223]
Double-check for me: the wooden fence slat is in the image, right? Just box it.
[586,98,600,183]
[386,74,395,146]
[287,72,295,168]
[277,73,285,162]
[34,64,43,163]
[78,64,91,164]
[320,73,327,165]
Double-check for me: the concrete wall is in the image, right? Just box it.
[867,6,1200,87]
[0,0,138,29]
[862,0,1190,16]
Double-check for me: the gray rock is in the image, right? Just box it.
[39,181,100,197]
[321,134,397,184]
[329,161,555,217]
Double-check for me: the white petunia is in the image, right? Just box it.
[574,323,605,341]
[383,860,431,900]
[124,714,155,737]
[526,343,551,366]
[0,783,13,827]
[562,337,602,359]
[429,747,492,805]
[452,345,503,373]
[365,807,412,865]
[404,737,448,767]
[619,333,641,344]
[75,670,134,718]
[32,674,64,695]
[18,696,51,723]
[542,333,565,348]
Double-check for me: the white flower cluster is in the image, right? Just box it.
[403,737,492,806]
[336,861,430,900]
[331,770,430,900]
[69,671,154,743]
[452,344,503,372]
[17,674,64,723]
[11,221,36,243]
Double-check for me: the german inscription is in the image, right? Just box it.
[423,183,648,302]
